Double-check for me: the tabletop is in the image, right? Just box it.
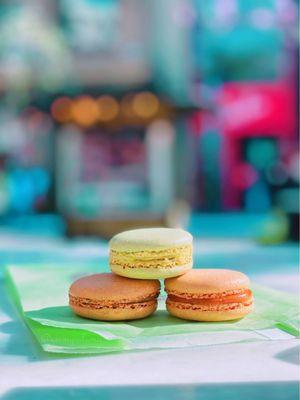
[0,230,299,399]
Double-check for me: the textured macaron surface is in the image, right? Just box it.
[69,273,160,304]
[165,269,250,296]
[109,228,193,251]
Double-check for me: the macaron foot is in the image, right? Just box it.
[166,301,253,322]
[110,263,192,280]
[71,301,158,321]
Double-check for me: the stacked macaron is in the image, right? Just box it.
[109,228,193,279]
[165,269,253,322]
[69,273,160,321]
[69,228,254,322]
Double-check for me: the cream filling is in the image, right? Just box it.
[166,289,253,312]
[166,299,253,312]
[110,245,192,269]
[165,288,250,300]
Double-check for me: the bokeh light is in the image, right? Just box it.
[71,96,99,127]
[51,97,72,123]
[231,163,258,189]
[97,95,119,122]
[132,92,159,119]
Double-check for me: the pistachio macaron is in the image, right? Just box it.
[109,228,193,279]
[69,273,160,321]
[165,269,254,322]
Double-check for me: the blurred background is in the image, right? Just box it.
[0,0,298,273]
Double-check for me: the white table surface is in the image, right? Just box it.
[0,235,299,398]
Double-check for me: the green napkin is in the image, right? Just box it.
[5,264,299,355]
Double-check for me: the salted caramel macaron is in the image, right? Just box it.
[69,273,160,321]
[165,269,253,322]
[109,228,193,279]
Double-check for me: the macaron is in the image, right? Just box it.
[165,269,253,322]
[69,273,160,321]
[109,228,193,279]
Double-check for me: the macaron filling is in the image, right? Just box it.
[166,289,253,311]
[110,245,192,269]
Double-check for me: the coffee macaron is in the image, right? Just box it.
[69,273,160,321]
[165,269,253,322]
[109,228,193,279]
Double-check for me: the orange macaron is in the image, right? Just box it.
[165,269,254,322]
[69,273,160,321]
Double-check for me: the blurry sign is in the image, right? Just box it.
[217,82,296,138]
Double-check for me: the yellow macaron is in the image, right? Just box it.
[109,228,193,279]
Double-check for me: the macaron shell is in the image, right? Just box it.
[70,273,160,302]
[110,262,192,280]
[109,228,192,251]
[166,300,253,322]
[71,301,157,321]
[165,269,250,295]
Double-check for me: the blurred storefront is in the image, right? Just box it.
[0,0,298,240]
